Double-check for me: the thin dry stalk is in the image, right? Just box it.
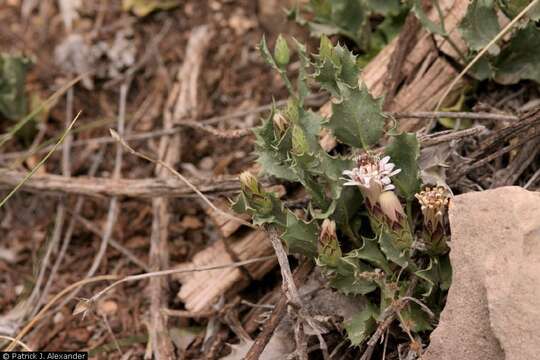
[435,0,540,110]
[30,87,75,317]
[0,111,81,209]
[109,129,255,229]
[5,257,274,351]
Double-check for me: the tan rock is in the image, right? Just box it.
[425,186,540,360]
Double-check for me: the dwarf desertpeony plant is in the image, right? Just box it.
[233,35,452,352]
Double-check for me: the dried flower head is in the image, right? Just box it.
[415,186,450,232]
[342,153,401,204]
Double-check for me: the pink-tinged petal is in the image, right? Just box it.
[343,181,359,186]
[381,177,391,185]
[380,156,390,166]
[384,163,395,172]
[389,168,402,177]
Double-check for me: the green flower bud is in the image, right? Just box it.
[274,35,290,67]
[318,219,342,265]
[239,171,261,195]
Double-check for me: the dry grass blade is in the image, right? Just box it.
[109,128,256,229]
[0,334,32,352]
[435,0,540,111]
[5,256,274,351]
[0,111,82,209]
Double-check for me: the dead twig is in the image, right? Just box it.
[245,260,313,360]
[110,129,256,229]
[5,256,274,351]
[360,277,419,360]
[389,111,518,122]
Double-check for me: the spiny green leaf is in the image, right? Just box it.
[468,56,494,81]
[344,301,378,346]
[496,0,540,20]
[493,23,540,84]
[314,38,360,98]
[294,38,311,102]
[333,186,362,244]
[258,36,278,69]
[415,258,437,297]
[0,54,31,121]
[438,254,452,291]
[399,302,434,332]
[459,0,500,52]
[253,107,297,181]
[297,109,323,153]
[349,238,391,273]
[326,84,385,148]
[412,0,446,35]
[332,44,360,87]
[379,233,410,268]
[282,211,318,257]
[385,132,421,200]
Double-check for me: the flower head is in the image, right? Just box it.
[342,153,401,204]
[415,186,450,232]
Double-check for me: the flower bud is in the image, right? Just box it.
[272,112,289,136]
[415,186,451,254]
[378,191,405,225]
[239,171,261,196]
[318,219,342,261]
[274,35,290,67]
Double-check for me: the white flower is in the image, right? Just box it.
[342,153,401,203]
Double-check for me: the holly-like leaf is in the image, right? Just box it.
[412,0,446,35]
[459,0,500,52]
[314,37,359,98]
[399,303,434,332]
[493,23,540,84]
[294,38,311,102]
[326,84,385,148]
[0,54,31,121]
[415,258,437,297]
[332,179,362,243]
[496,0,540,20]
[344,301,378,346]
[281,211,319,257]
[349,237,391,273]
[438,254,452,291]
[379,233,410,268]
[385,132,421,200]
